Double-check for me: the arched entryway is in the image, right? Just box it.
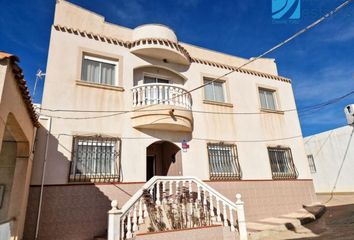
[146,141,182,181]
[0,113,30,238]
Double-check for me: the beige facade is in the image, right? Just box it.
[25,1,316,239]
[0,52,38,239]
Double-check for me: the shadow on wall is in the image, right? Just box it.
[23,126,142,240]
[136,55,191,75]
[138,128,192,142]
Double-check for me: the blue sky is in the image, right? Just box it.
[0,0,353,136]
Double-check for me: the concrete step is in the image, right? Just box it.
[247,203,326,240]
[135,225,239,240]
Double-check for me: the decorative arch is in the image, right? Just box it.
[134,64,187,81]
[146,140,182,181]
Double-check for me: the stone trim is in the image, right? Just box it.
[191,57,291,83]
[76,80,125,91]
[130,37,191,62]
[53,25,292,84]
[203,100,234,108]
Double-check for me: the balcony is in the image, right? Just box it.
[130,24,191,65]
[131,83,193,132]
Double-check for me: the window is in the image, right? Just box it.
[143,75,170,84]
[268,147,297,179]
[207,143,241,180]
[259,88,277,110]
[81,55,117,85]
[70,136,120,182]
[307,154,316,173]
[204,79,225,102]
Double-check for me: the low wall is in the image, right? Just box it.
[23,179,316,240]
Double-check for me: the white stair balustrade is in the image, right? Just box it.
[108,176,248,240]
[131,83,192,110]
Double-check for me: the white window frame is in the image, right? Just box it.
[203,78,226,103]
[82,54,119,86]
[307,154,316,173]
[258,88,278,111]
[142,72,172,85]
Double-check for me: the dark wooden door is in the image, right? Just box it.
[146,156,155,181]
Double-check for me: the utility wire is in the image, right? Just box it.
[298,90,354,117]
[36,0,353,120]
[55,132,303,143]
[174,0,353,102]
[37,89,354,120]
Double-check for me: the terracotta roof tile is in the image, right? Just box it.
[0,51,40,127]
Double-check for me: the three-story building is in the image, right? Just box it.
[24,1,316,239]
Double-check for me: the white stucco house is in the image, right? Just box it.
[304,125,354,193]
[22,1,317,239]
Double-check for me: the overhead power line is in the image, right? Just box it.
[37,89,354,120]
[177,0,353,101]
[37,0,353,120]
[55,133,303,143]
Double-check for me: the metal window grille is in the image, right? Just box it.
[307,154,316,173]
[268,147,298,179]
[207,143,242,180]
[70,136,120,182]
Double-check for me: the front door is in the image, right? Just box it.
[146,156,155,181]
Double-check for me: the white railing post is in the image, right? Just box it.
[126,210,133,239]
[146,86,151,105]
[158,85,163,104]
[223,204,228,226]
[153,85,158,104]
[164,85,168,104]
[132,89,136,107]
[235,193,248,240]
[137,88,141,106]
[216,199,221,222]
[108,200,122,240]
[138,198,144,224]
[142,86,146,105]
[156,182,161,205]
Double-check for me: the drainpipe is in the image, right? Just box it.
[34,117,52,240]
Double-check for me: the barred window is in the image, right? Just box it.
[207,143,241,180]
[70,136,120,182]
[268,147,297,179]
[307,154,316,173]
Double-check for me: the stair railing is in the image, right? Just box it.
[108,176,247,240]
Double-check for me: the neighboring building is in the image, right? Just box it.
[304,125,354,193]
[0,52,39,239]
[24,1,316,239]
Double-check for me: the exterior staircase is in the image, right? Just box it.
[106,176,248,240]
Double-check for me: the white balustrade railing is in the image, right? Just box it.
[132,83,192,110]
[108,176,247,240]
